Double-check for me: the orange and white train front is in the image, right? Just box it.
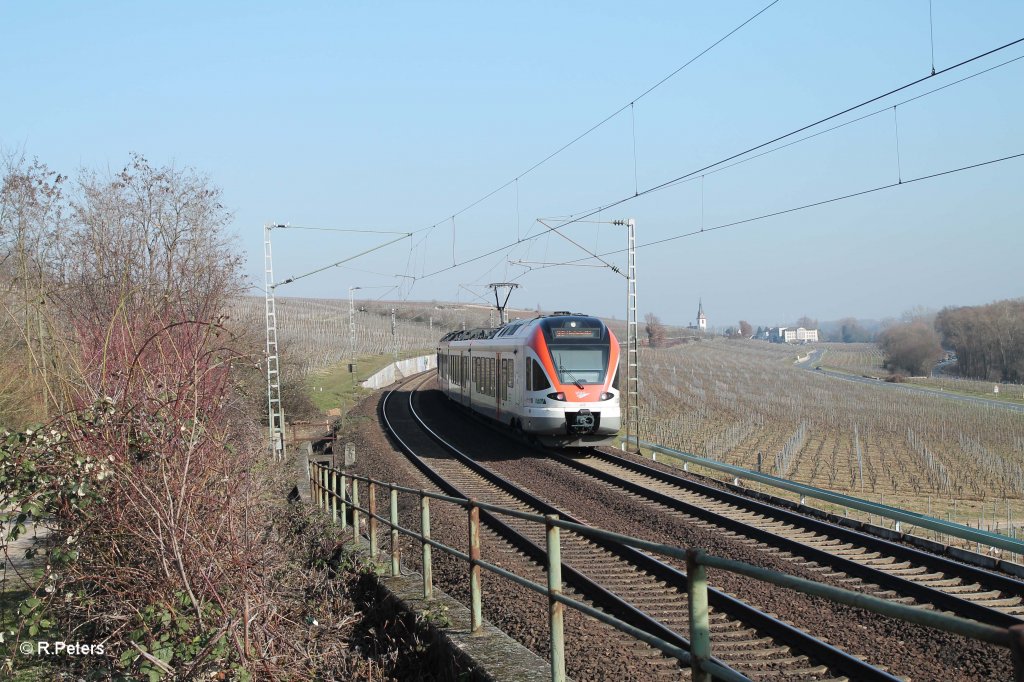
[521,314,620,446]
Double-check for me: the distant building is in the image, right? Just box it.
[687,300,707,332]
[770,326,818,343]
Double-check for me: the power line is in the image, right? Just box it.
[412,35,1023,280]
[537,151,1024,269]
[536,218,623,276]
[413,1,781,234]
[659,52,1024,191]
[275,233,411,286]
[444,49,1024,286]
[600,35,1024,218]
[272,224,411,235]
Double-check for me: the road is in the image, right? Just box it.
[795,349,1024,414]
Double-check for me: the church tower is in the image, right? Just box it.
[697,299,707,331]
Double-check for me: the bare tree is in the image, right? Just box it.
[645,312,666,348]
[878,321,943,376]
[0,152,68,425]
[837,317,872,343]
[795,315,818,330]
[739,320,752,338]
[937,298,1024,382]
[57,154,242,400]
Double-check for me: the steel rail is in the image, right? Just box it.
[392,374,901,681]
[566,448,1024,628]
[377,376,723,675]
[623,436,1024,555]
[585,444,1024,618]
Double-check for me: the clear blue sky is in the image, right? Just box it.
[4,1,1022,329]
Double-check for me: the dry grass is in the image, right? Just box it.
[638,339,1024,536]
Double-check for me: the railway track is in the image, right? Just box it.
[382,373,901,681]
[556,448,1024,628]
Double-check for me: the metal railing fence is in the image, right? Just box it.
[310,462,1024,682]
[622,435,1024,557]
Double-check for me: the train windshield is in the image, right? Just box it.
[549,346,608,385]
[540,316,609,385]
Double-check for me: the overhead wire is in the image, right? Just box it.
[547,35,1024,233]
[527,151,1024,271]
[412,36,1024,281]
[411,0,781,236]
[657,52,1024,191]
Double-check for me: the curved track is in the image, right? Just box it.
[381,373,901,681]
[560,449,1024,627]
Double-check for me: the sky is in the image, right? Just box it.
[3,1,1022,329]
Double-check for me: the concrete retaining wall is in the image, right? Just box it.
[362,354,436,389]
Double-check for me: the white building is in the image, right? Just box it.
[771,326,818,343]
[697,300,707,331]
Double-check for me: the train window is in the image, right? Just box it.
[500,359,507,400]
[531,358,551,390]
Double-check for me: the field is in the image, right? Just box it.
[816,341,1024,403]
[260,297,1024,545]
[816,342,886,376]
[229,295,539,372]
[230,296,540,415]
[637,339,1024,541]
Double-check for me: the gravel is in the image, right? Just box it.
[336,379,1013,681]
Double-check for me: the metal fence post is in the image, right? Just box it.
[1009,623,1024,682]
[390,484,400,576]
[339,472,349,531]
[421,491,433,599]
[324,466,331,511]
[319,465,327,510]
[687,550,712,682]
[351,478,361,542]
[546,514,566,682]
[468,501,482,633]
[330,468,338,524]
[369,481,378,559]
[325,467,332,518]
[313,463,321,508]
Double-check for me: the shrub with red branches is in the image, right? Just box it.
[0,154,349,679]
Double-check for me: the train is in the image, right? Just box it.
[436,312,621,447]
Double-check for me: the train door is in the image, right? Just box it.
[495,352,502,422]
[509,354,521,411]
[462,355,469,406]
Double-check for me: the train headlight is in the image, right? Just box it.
[599,392,614,401]
[547,392,566,401]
